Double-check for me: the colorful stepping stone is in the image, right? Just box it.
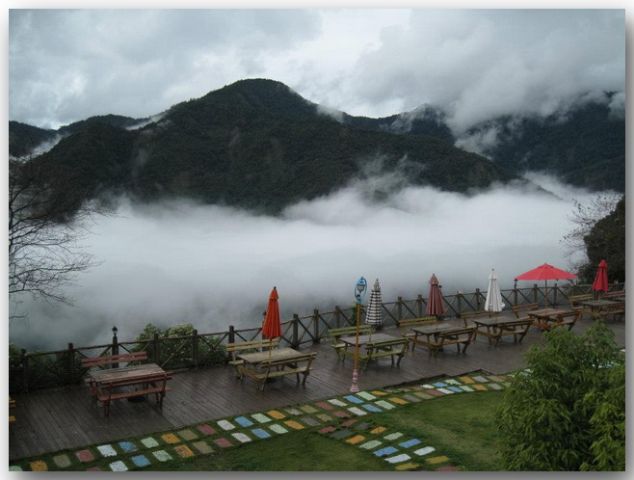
[388,396,409,405]
[192,441,214,454]
[341,418,358,427]
[52,454,71,469]
[152,450,173,462]
[231,432,252,443]
[356,391,377,401]
[75,449,94,463]
[131,455,151,468]
[437,388,454,394]
[432,381,447,388]
[384,432,404,441]
[284,420,305,430]
[348,406,368,416]
[373,446,398,457]
[299,404,319,414]
[472,375,489,383]
[299,416,321,426]
[327,398,348,407]
[29,460,48,471]
[217,419,236,430]
[252,413,272,423]
[425,389,444,397]
[460,386,475,392]
[266,409,286,419]
[174,444,195,458]
[426,455,450,465]
[402,394,422,403]
[316,413,333,422]
[370,426,387,434]
[197,424,216,436]
[472,384,488,391]
[488,375,506,383]
[458,376,475,384]
[345,434,366,445]
[118,441,137,453]
[234,416,254,427]
[412,391,434,400]
[413,446,436,456]
[395,462,420,471]
[374,400,396,410]
[9,466,22,471]
[354,422,372,431]
[161,433,181,444]
[344,395,364,404]
[213,437,233,448]
[330,429,354,440]
[445,378,461,385]
[421,384,435,389]
[268,424,289,434]
[318,425,337,434]
[109,461,128,472]
[359,439,382,450]
[370,390,389,396]
[448,386,463,393]
[332,410,351,418]
[361,403,383,413]
[399,438,422,449]
[140,436,159,448]
[284,407,303,416]
[177,429,199,441]
[314,401,334,411]
[97,444,117,457]
[488,383,503,390]
[385,453,412,464]
[251,428,272,439]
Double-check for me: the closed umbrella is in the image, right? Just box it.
[592,259,609,295]
[516,263,576,307]
[426,274,446,317]
[365,278,384,328]
[262,287,281,360]
[484,269,505,312]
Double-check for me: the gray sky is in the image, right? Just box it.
[9,9,625,131]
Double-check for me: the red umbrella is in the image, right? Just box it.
[426,274,446,317]
[592,259,609,293]
[516,263,576,307]
[262,286,282,340]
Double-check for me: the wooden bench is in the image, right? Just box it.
[549,309,582,331]
[475,318,533,346]
[459,310,499,327]
[240,352,317,391]
[511,303,539,319]
[360,338,409,369]
[598,303,625,322]
[427,327,476,357]
[226,339,280,378]
[96,372,172,417]
[568,293,593,309]
[328,325,374,361]
[603,290,625,299]
[81,351,149,394]
[396,317,438,350]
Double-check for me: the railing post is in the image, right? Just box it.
[228,325,235,344]
[112,327,119,369]
[513,279,518,306]
[292,314,300,348]
[416,295,423,317]
[192,329,199,368]
[334,306,341,328]
[553,282,558,306]
[397,296,403,321]
[475,288,481,311]
[313,309,320,344]
[533,284,538,304]
[456,292,462,316]
[21,349,29,393]
[153,333,161,364]
[67,342,75,383]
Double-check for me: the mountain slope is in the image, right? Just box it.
[9,121,57,157]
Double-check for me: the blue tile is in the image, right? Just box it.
[448,386,463,393]
[399,438,422,449]
[344,395,364,404]
[118,441,137,453]
[131,455,150,468]
[234,416,254,427]
[432,382,447,388]
[361,403,383,413]
[251,428,272,439]
[373,446,399,457]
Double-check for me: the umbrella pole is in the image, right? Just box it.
[350,303,361,393]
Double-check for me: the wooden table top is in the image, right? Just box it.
[238,347,305,364]
[527,308,574,319]
[411,323,459,335]
[339,333,399,346]
[473,317,531,327]
[580,299,623,307]
[89,363,166,384]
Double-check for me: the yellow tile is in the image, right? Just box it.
[371,390,388,396]
[472,384,488,391]
[388,397,409,405]
[370,426,387,435]
[458,376,475,384]
[395,462,420,471]
[174,445,194,458]
[426,455,450,465]
[345,434,366,445]
[267,410,286,420]
[284,420,305,430]
[161,433,181,444]
[30,461,48,471]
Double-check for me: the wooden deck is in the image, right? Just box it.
[9,314,625,460]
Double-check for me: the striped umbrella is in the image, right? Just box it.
[426,274,446,317]
[365,278,384,327]
[484,269,505,312]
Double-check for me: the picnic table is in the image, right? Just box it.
[238,347,317,391]
[338,333,408,369]
[580,299,625,320]
[526,308,577,330]
[409,323,476,356]
[472,316,533,346]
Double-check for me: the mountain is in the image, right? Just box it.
[9,121,57,158]
[11,79,515,215]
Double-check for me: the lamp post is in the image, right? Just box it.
[350,276,368,393]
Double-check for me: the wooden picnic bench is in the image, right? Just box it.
[396,316,438,350]
[226,339,280,378]
[459,310,499,327]
[339,333,408,369]
[82,351,149,394]
[511,303,539,319]
[551,309,582,330]
[238,348,317,391]
[568,293,593,309]
[602,290,625,301]
[327,325,374,361]
[410,324,476,357]
[95,371,172,416]
[473,317,533,346]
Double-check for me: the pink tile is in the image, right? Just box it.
[425,389,444,397]
[315,401,335,411]
[75,449,94,463]
[342,419,358,427]
[332,410,351,418]
[213,437,233,448]
[197,423,216,436]
[318,426,337,434]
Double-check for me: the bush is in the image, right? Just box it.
[497,322,625,471]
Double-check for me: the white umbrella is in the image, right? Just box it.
[484,269,505,312]
[365,278,384,327]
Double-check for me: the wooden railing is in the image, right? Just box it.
[9,281,623,393]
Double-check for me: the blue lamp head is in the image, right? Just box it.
[354,276,368,304]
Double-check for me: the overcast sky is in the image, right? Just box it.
[9,9,624,130]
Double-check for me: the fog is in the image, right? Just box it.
[9,174,615,351]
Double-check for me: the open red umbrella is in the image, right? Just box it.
[592,259,609,293]
[516,263,576,306]
[426,274,446,317]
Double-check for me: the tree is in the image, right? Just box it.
[9,158,97,317]
[497,322,625,471]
